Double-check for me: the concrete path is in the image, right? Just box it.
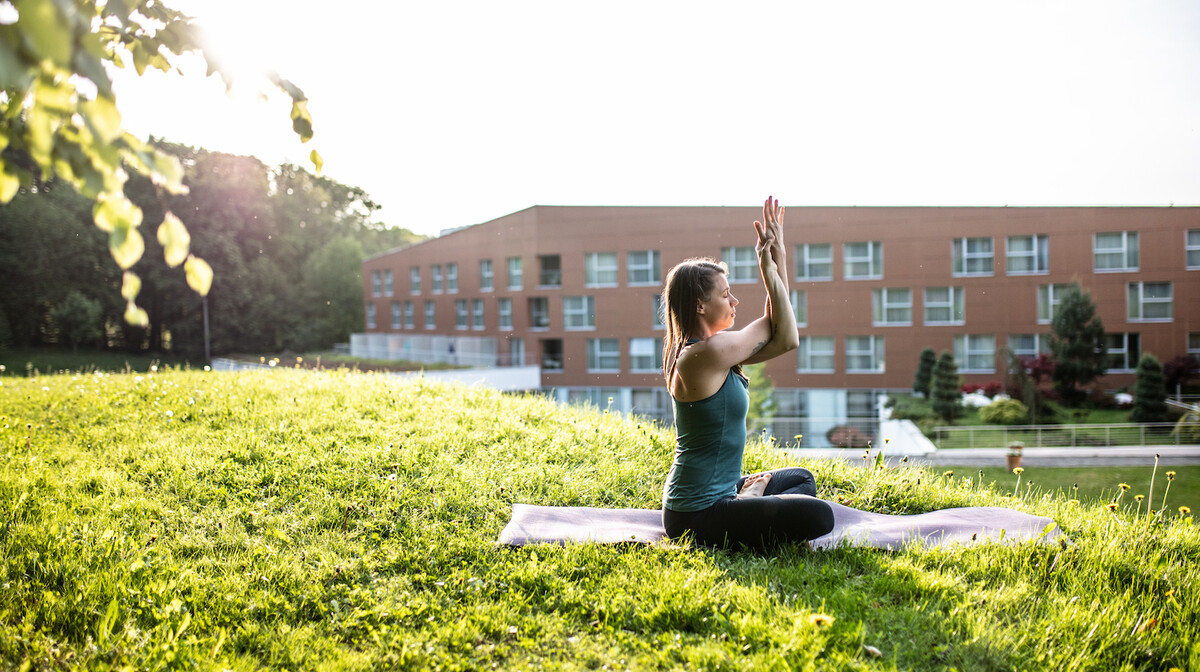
[791,445,1200,467]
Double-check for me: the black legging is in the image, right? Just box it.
[662,467,835,550]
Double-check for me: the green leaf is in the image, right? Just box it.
[72,37,113,97]
[81,95,121,142]
[15,0,73,68]
[109,223,144,270]
[185,255,213,296]
[124,300,148,327]
[310,149,323,175]
[150,150,187,194]
[93,191,140,233]
[0,32,32,90]
[121,271,141,301]
[157,211,190,267]
[290,98,313,143]
[0,164,19,203]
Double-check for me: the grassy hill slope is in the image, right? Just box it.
[1,369,1196,670]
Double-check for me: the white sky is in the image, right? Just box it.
[111,0,1200,236]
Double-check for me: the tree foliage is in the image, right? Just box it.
[912,347,936,397]
[0,0,318,323]
[931,351,962,422]
[1130,354,1168,424]
[1,142,423,356]
[1049,284,1106,406]
[979,398,1030,426]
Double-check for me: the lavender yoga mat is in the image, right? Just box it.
[497,501,1067,549]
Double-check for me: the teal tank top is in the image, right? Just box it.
[662,369,749,512]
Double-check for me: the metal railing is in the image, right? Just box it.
[931,423,1194,449]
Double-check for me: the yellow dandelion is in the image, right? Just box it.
[794,434,803,441]
[1134,494,1144,502]
[1067,499,1080,505]
[943,470,954,477]
[1180,506,1192,516]
[1012,467,1024,475]
[1119,483,1130,491]
[807,613,835,627]
[1166,471,1176,480]
[1106,503,1118,512]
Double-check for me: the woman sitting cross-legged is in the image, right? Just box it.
[660,197,834,550]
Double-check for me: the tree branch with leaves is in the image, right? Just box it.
[0,0,319,323]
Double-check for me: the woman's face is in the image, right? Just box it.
[698,273,738,333]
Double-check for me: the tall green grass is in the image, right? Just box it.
[1,369,1196,670]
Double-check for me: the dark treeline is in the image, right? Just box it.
[0,140,422,358]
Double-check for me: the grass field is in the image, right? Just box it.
[937,465,1200,515]
[1,368,1197,670]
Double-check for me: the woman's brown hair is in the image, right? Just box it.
[661,258,736,385]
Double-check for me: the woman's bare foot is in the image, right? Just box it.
[737,472,773,498]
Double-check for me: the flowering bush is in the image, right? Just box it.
[980,398,1031,425]
[961,382,1004,398]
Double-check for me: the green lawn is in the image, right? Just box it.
[1,369,1197,670]
[0,346,195,376]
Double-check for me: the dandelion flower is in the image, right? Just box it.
[1119,483,1130,491]
[1134,494,1144,502]
[1181,506,1192,516]
[1013,467,1024,475]
[807,613,835,627]
[1106,503,1118,512]
[1166,471,1176,480]
[943,470,954,477]
[794,434,803,441]
[1067,499,1080,505]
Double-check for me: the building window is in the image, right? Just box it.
[871,288,912,326]
[541,339,563,371]
[446,263,458,293]
[391,301,401,329]
[952,237,994,277]
[528,297,550,329]
[498,298,513,330]
[383,270,394,296]
[627,250,661,285]
[563,296,596,330]
[1037,284,1077,324]
[721,246,758,283]
[424,300,435,329]
[797,336,835,373]
[1189,332,1200,359]
[790,290,807,327]
[1104,333,1140,372]
[924,286,965,325]
[954,334,996,373]
[630,337,663,372]
[1188,230,1200,269]
[1127,282,1172,322]
[480,259,494,292]
[431,265,443,293]
[1094,231,1139,272]
[652,294,665,330]
[845,335,884,373]
[585,252,619,288]
[844,241,883,280]
[795,243,833,281]
[366,303,376,329]
[1006,235,1049,275]
[403,301,414,329]
[1008,333,1049,360]
[471,299,485,330]
[509,338,525,367]
[410,266,421,295]
[508,256,523,290]
[455,299,468,330]
[587,338,621,372]
[371,270,381,297]
[538,255,561,287]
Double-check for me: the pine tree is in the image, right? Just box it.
[913,347,936,397]
[931,352,963,422]
[1130,354,1169,423]
[1049,284,1106,406]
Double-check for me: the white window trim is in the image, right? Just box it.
[1007,333,1048,360]
[797,336,835,374]
[410,267,421,296]
[391,302,401,329]
[507,257,523,291]
[1005,234,1049,275]
[446,263,459,293]
[629,337,661,373]
[563,296,596,331]
[585,252,620,288]
[627,250,661,286]
[431,265,443,294]
[923,286,965,326]
[795,243,833,281]
[952,237,995,277]
[480,260,494,292]
[498,298,513,331]
[1127,281,1173,323]
[383,270,394,296]
[721,246,758,284]
[1188,230,1200,270]
[371,271,381,297]
[790,289,808,328]
[845,335,884,374]
[1105,333,1140,373]
[455,299,468,330]
[529,298,550,331]
[1093,231,1139,273]
[844,241,883,280]
[424,301,435,330]
[587,338,621,373]
[366,303,376,329]
[872,288,912,327]
[955,334,996,374]
[403,302,414,330]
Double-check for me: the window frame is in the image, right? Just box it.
[455,299,468,330]
[954,334,997,373]
[391,301,401,329]
[585,252,620,288]
[952,237,995,277]
[790,289,808,328]
[497,297,513,330]
[1093,231,1139,273]
[797,336,836,373]
[424,300,435,329]
[923,286,965,326]
[1188,230,1200,270]
[479,259,494,292]
[587,338,621,372]
[1127,281,1173,323]
[871,287,913,327]
[528,297,550,330]
[1104,333,1140,373]
[431,265,443,294]
[563,295,596,330]
[1037,283,1078,324]
[720,246,758,283]
[410,266,421,295]
[1006,234,1049,275]
[629,337,663,373]
[843,241,883,280]
[507,256,523,290]
[794,243,833,281]
[845,335,885,374]
[627,250,662,286]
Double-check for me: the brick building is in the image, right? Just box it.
[360,206,1200,445]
